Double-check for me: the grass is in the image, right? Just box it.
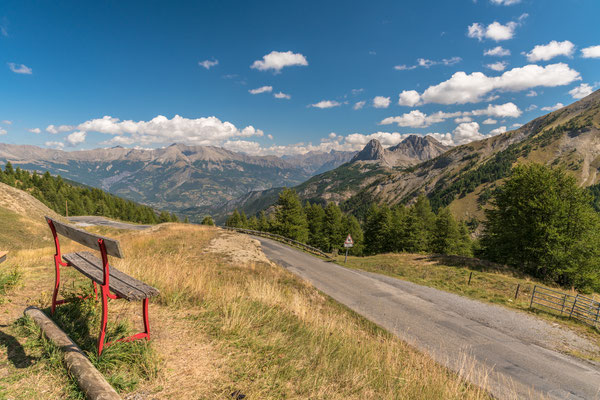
[1,218,493,399]
[337,252,600,356]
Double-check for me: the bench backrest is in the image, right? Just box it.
[45,216,124,258]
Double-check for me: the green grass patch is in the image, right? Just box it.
[0,267,21,304]
[16,287,159,396]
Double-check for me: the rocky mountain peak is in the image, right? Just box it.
[350,139,386,163]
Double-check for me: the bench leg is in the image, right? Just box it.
[98,285,109,356]
[143,297,150,340]
[93,281,98,301]
[51,255,61,315]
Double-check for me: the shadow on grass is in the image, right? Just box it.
[420,254,525,276]
[0,325,37,368]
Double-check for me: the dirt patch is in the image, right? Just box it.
[207,231,273,266]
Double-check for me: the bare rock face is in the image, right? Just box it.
[350,139,387,163]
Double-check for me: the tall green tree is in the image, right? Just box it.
[273,188,308,242]
[323,202,344,252]
[341,214,364,255]
[305,202,328,250]
[481,163,600,290]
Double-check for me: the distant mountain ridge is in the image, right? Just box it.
[350,135,450,167]
[0,143,355,219]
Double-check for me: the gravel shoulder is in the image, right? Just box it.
[254,235,600,400]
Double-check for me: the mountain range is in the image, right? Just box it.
[230,89,600,224]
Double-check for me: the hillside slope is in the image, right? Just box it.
[235,90,600,221]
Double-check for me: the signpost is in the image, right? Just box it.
[343,234,353,263]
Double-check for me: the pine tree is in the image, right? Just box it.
[273,188,308,242]
[323,202,343,252]
[226,209,243,227]
[201,215,215,226]
[341,214,364,255]
[305,202,328,250]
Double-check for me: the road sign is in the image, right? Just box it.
[344,234,353,248]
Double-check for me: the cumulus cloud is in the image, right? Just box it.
[373,96,391,108]
[353,101,366,110]
[310,100,341,109]
[484,46,511,57]
[381,102,520,128]
[46,124,74,134]
[483,118,497,125]
[541,103,564,111]
[394,64,417,71]
[398,90,421,107]
[526,104,538,111]
[351,88,364,95]
[486,61,508,71]
[569,83,594,99]
[249,86,273,94]
[198,59,218,69]
[526,90,538,97]
[66,131,86,147]
[453,122,484,144]
[45,141,64,149]
[468,21,516,41]
[525,40,575,62]
[413,63,580,105]
[2,120,11,125]
[29,128,41,134]
[251,51,308,73]
[471,102,522,118]
[58,115,266,147]
[274,92,291,99]
[490,126,507,135]
[581,45,600,59]
[0,128,6,135]
[8,62,32,74]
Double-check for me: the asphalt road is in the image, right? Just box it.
[68,216,152,231]
[254,235,600,400]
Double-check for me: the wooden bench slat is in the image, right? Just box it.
[63,252,159,301]
[46,216,124,258]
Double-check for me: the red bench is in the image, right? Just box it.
[46,216,159,355]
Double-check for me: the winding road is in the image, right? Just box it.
[254,235,600,400]
[68,216,152,231]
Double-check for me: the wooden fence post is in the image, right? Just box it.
[529,285,536,308]
[514,284,520,300]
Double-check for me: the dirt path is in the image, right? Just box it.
[254,235,600,400]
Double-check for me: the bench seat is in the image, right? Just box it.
[63,251,159,301]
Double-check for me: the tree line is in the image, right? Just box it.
[226,163,600,292]
[0,162,180,224]
[226,188,472,257]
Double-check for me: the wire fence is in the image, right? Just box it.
[530,285,600,328]
[222,227,334,260]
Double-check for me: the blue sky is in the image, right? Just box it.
[1,0,599,155]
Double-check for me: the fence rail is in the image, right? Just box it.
[530,285,600,328]
[222,227,334,260]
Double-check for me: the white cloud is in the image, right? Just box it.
[484,46,511,57]
[351,88,364,95]
[45,141,64,149]
[249,86,273,94]
[67,115,264,147]
[490,0,521,5]
[394,64,417,71]
[8,62,32,74]
[419,63,580,104]
[267,134,274,140]
[380,110,462,128]
[373,96,391,108]
[569,83,593,99]
[0,128,6,135]
[353,101,366,110]
[490,126,507,135]
[581,45,600,59]
[525,40,575,62]
[398,90,421,107]
[511,123,522,128]
[198,59,218,69]
[526,104,538,111]
[29,128,41,134]
[2,120,11,125]
[46,124,74,134]
[251,51,308,73]
[395,57,461,71]
[468,21,517,42]
[482,118,497,125]
[310,100,341,109]
[486,61,508,71]
[455,116,473,123]
[526,90,538,97]
[274,91,291,99]
[66,131,86,147]
[471,102,522,118]
[453,122,485,145]
[541,103,564,111]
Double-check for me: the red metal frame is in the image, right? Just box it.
[47,220,151,356]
